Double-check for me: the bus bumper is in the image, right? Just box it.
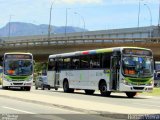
[2,80,32,87]
[119,83,153,92]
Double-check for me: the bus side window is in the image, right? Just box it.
[90,54,100,68]
[63,58,71,69]
[48,59,55,71]
[57,58,63,70]
[80,55,90,69]
[72,57,80,69]
[102,53,111,68]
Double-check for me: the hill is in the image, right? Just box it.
[0,22,87,37]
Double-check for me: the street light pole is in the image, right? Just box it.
[74,12,85,38]
[8,15,12,40]
[144,4,152,38]
[65,8,70,37]
[137,0,143,27]
[48,2,54,41]
[138,0,140,27]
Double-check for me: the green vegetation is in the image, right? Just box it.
[141,88,160,96]
[34,62,47,81]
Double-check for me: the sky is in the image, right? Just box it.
[0,0,159,31]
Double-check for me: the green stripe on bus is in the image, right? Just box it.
[96,48,113,53]
[124,77,152,84]
[6,75,29,80]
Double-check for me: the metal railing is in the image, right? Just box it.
[1,37,160,47]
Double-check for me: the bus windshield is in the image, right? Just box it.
[4,59,33,76]
[122,56,153,78]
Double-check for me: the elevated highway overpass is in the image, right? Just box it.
[0,37,160,62]
[0,26,160,62]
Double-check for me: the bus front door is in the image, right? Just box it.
[54,61,60,89]
[110,56,119,90]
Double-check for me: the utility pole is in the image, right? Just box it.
[48,2,54,41]
[138,0,141,27]
[8,15,12,40]
[65,8,70,37]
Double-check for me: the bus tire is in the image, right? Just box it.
[99,81,111,97]
[63,80,70,93]
[85,90,95,95]
[48,86,51,90]
[55,87,58,91]
[35,86,38,90]
[25,87,31,91]
[126,92,137,98]
[63,80,74,93]
[41,85,45,90]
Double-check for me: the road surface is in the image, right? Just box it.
[0,97,110,120]
[0,86,160,120]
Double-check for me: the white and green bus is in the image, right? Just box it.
[2,52,34,91]
[47,47,154,98]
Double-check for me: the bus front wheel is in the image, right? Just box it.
[126,92,137,98]
[99,82,111,97]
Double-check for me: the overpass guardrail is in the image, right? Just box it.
[0,37,160,47]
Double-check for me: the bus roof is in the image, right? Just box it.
[49,47,151,59]
[4,52,32,55]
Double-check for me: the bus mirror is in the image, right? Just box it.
[154,60,156,70]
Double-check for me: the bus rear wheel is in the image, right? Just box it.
[48,86,51,90]
[41,85,45,90]
[126,92,137,98]
[85,90,95,95]
[99,82,111,97]
[63,80,74,93]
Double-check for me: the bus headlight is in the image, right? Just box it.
[146,80,153,86]
[3,76,12,82]
[122,78,129,85]
[27,76,33,81]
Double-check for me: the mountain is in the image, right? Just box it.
[0,22,87,37]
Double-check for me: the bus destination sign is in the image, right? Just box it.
[5,54,32,59]
[123,49,152,56]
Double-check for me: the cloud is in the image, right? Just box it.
[53,0,103,4]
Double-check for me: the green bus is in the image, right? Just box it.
[2,52,34,91]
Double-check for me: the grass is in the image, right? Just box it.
[141,88,160,96]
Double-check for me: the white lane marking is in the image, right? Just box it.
[2,106,35,114]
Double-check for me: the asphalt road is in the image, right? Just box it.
[31,87,160,111]
[0,97,110,120]
[0,86,160,120]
